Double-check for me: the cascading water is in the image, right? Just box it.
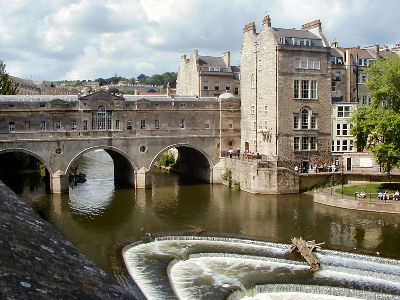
[120,236,400,299]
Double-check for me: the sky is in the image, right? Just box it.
[1,0,399,81]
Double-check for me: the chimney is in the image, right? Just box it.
[301,19,321,31]
[166,82,171,97]
[222,51,230,67]
[331,38,338,48]
[243,21,256,33]
[262,15,271,27]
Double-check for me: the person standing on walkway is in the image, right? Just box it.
[236,148,240,159]
[228,149,233,159]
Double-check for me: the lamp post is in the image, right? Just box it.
[341,159,344,198]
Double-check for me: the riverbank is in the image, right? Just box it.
[314,186,400,215]
[0,180,134,299]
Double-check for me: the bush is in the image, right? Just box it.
[158,152,175,167]
[221,169,232,186]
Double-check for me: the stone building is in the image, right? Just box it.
[329,41,397,171]
[240,16,332,170]
[10,76,41,95]
[176,50,240,99]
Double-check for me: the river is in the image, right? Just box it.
[7,150,400,275]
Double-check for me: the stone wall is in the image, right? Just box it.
[0,180,134,299]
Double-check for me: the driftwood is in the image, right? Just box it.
[290,237,324,271]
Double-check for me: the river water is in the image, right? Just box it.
[9,150,400,276]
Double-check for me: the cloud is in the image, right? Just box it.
[0,0,399,80]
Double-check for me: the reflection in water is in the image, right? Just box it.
[6,150,400,276]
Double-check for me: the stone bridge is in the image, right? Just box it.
[0,92,240,193]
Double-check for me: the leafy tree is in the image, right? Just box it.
[351,56,400,174]
[108,87,119,94]
[0,60,17,95]
[137,73,147,81]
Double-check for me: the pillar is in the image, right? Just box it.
[50,171,69,194]
[135,167,152,189]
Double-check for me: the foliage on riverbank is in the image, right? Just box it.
[158,152,176,168]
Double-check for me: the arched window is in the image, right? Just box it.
[301,108,310,129]
[92,105,112,130]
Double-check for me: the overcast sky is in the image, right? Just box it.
[1,0,399,81]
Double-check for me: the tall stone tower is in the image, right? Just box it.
[240,16,332,168]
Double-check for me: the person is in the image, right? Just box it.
[377,190,383,200]
[383,191,389,200]
[294,166,299,173]
[394,190,400,201]
[228,149,233,159]
[358,191,366,199]
[236,148,240,159]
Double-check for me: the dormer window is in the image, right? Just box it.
[292,38,311,46]
[209,67,220,72]
[279,36,285,44]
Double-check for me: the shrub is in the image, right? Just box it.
[158,152,176,167]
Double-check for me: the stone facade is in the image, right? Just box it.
[176,50,240,99]
[240,16,332,170]
[0,91,240,193]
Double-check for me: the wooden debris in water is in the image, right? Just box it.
[290,237,324,271]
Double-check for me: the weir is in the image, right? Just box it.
[118,235,400,300]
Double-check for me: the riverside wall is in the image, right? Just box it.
[0,180,134,299]
[314,188,400,215]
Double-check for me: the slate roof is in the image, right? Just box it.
[273,28,323,47]
[198,56,227,68]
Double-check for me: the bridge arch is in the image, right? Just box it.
[150,143,214,183]
[66,146,138,189]
[0,148,53,174]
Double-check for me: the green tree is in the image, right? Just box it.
[351,56,400,173]
[0,60,17,95]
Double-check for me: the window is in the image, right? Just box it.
[179,119,185,129]
[294,80,299,99]
[336,123,351,136]
[264,105,268,112]
[259,121,263,129]
[311,115,317,129]
[40,121,46,131]
[115,120,120,130]
[155,119,160,129]
[292,38,311,46]
[293,115,299,129]
[40,103,46,108]
[294,137,300,150]
[127,120,133,130]
[301,137,309,150]
[301,80,309,99]
[358,58,368,66]
[251,105,255,115]
[225,82,231,91]
[308,59,314,69]
[337,106,351,118]
[9,122,15,133]
[8,104,14,109]
[279,36,285,44]
[205,120,211,129]
[228,120,233,129]
[295,58,301,69]
[301,57,308,69]
[294,80,317,99]
[234,87,239,95]
[335,72,341,81]
[180,103,186,108]
[140,120,146,129]
[92,105,111,130]
[209,67,220,71]
[264,120,268,128]
[215,81,220,90]
[70,120,77,131]
[83,120,88,131]
[258,59,262,71]
[358,72,367,84]
[301,108,309,129]
[331,81,337,92]
[311,81,317,99]
[332,139,354,152]
[251,74,255,89]
[55,121,61,131]
[315,59,320,70]
[310,137,317,150]
[203,81,209,90]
